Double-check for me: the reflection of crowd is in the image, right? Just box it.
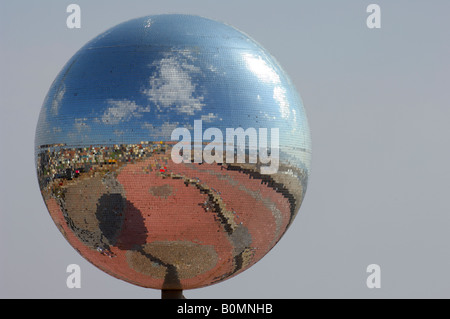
[37,142,168,187]
[96,246,116,258]
[202,200,214,212]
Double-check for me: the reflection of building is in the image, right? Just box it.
[36,142,168,187]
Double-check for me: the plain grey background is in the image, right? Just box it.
[1,0,449,298]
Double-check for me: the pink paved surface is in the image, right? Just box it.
[44,154,293,289]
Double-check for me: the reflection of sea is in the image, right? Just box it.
[279,146,311,172]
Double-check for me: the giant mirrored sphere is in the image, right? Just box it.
[35,14,311,290]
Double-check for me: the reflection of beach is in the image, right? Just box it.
[39,143,306,289]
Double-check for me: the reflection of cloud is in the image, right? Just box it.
[66,117,91,144]
[273,86,290,119]
[114,129,125,137]
[144,51,205,115]
[99,50,206,130]
[144,18,152,28]
[51,84,66,115]
[207,64,218,73]
[200,113,220,122]
[142,121,192,140]
[260,111,276,120]
[74,118,89,133]
[243,53,290,120]
[243,53,281,84]
[101,99,149,125]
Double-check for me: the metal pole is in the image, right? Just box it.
[161,289,185,299]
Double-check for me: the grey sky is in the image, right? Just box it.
[1,0,450,298]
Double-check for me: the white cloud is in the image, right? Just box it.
[243,53,291,119]
[144,18,152,28]
[114,129,125,137]
[273,86,290,119]
[144,52,205,115]
[74,118,89,133]
[51,84,66,115]
[200,113,219,122]
[242,53,281,84]
[142,121,192,140]
[67,118,91,145]
[260,111,276,120]
[101,99,149,125]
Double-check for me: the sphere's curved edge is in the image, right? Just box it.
[35,13,311,290]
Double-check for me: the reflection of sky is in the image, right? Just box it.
[35,15,311,170]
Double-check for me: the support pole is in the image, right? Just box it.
[161,289,185,299]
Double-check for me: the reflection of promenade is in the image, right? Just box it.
[113,153,294,286]
[38,141,307,289]
[36,142,169,186]
[37,141,307,222]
